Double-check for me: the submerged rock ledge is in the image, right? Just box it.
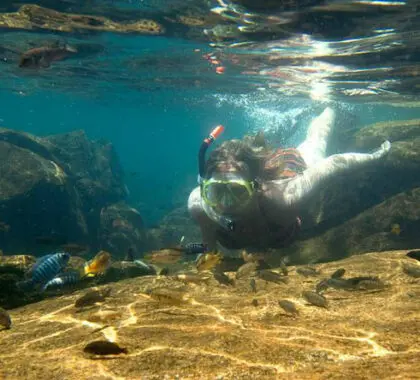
[0,249,419,379]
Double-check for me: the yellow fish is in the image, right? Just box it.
[83,250,111,277]
[144,249,183,265]
[390,223,401,236]
[196,251,223,272]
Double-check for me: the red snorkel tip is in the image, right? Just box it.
[210,125,224,140]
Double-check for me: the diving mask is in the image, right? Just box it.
[202,177,255,211]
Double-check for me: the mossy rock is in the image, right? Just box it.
[0,4,165,34]
[0,255,36,272]
[277,187,420,264]
[338,119,420,152]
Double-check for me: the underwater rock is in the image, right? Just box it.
[0,255,43,309]
[151,207,201,248]
[0,130,88,253]
[338,118,420,152]
[0,4,165,35]
[0,249,418,378]
[99,202,147,259]
[0,255,36,272]
[0,127,137,255]
[95,260,156,284]
[277,187,420,264]
[44,130,127,206]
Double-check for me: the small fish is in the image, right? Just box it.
[75,288,111,308]
[217,256,246,272]
[251,299,259,307]
[321,277,386,292]
[255,259,271,270]
[19,252,70,289]
[174,272,211,284]
[124,248,135,262]
[19,44,77,69]
[0,221,10,232]
[390,223,401,236]
[258,270,289,284]
[144,249,183,265]
[90,325,111,335]
[241,250,254,262]
[213,270,233,286]
[296,267,320,277]
[278,300,298,315]
[315,279,330,293]
[83,340,127,355]
[133,259,156,274]
[0,307,11,329]
[302,291,328,308]
[60,243,89,255]
[196,251,223,272]
[183,243,208,255]
[159,267,169,276]
[250,278,257,293]
[84,251,111,277]
[241,250,267,264]
[323,278,355,291]
[331,268,346,279]
[35,235,67,245]
[87,310,122,324]
[42,271,81,291]
[346,276,384,288]
[356,278,386,290]
[149,288,189,306]
[279,257,289,276]
[402,263,420,278]
[236,262,257,279]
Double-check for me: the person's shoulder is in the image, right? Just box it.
[188,186,203,212]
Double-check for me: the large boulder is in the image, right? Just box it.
[0,128,141,256]
[43,130,127,206]
[149,207,201,249]
[0,254,40,309]
[0,130,88,253]
[99,202,148,259]
[276,187,420,265]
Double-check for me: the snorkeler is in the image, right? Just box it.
[188,107,391,252]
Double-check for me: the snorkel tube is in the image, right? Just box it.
[198,125,236,232]
[198,125,224,181]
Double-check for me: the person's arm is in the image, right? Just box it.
[188,187,218,250]
[264,141,391,207]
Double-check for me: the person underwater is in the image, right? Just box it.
[188,107,391,252]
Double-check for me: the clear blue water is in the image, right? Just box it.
[0,92,418,224]
[1,0,420,225]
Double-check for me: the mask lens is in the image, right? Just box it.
[227,183,250,202]
[205,183,226,205]
[204,181,251,208]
